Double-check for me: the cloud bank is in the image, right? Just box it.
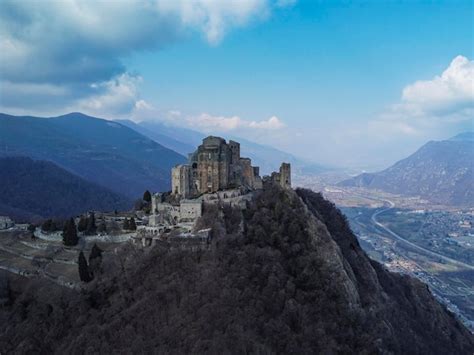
[130,102,286,135]
[371,55,473,137]
[187,113,285,131]
[400,55,473,117]
[0,0,292,116]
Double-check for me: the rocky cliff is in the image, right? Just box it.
[0,185,472,353]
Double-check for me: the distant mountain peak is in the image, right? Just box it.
[58,112,94,119]
[449,131,474,142]
[339,136,473,206]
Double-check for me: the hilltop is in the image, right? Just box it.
[0,185,471,353]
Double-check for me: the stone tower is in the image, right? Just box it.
[279,163,291,189]
[171,165,190,197]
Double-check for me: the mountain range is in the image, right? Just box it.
[0,157,131,222]
[339,132,474,206]
[118,119,327,175]
[0,112,186,199]
[0,112,325,204]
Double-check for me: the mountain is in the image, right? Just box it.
[339,133,474,206]
[0,185,472,353]
[0,157,131,222]
[117,119,196,156]
[120,119,327,175]
[450,131,474,142]
[0,113,186,198]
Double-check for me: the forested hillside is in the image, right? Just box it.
[0,157,131,221]
[0,112,186,198]
[0,185,471,353]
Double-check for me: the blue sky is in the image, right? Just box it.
[0,0,473,169]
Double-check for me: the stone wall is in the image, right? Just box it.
[151,199,203,225]
[172,136,262,198]
[179,200,202,221]
[0,217,14,230]
[270,163,292,189]
[171,165,190,197]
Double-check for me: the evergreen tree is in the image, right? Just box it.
[89,243,103,263]
[28,224,36,239]
[85,212,96,235]
[143,190,152,202]
[77,216,88,232]
[97,221,107,233]
[78,251,92,282]
[129,217,137,231]
[88,243,103,278]
[62,218,79,246]
[123,218,130,230]
[41,219,53,232]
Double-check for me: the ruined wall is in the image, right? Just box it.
[270,163,291,189]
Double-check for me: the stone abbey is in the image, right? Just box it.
[137,135,291,247]
[172,136,290,198]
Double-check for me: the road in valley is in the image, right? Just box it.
[371,199,474,271]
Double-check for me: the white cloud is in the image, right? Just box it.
[130,101,285,132]
[369,55,473,137]
[155,0,271,44]
[186,113,285,131]
[189,113,243,131]
[73,74,142,118]
[248,115,285,129]
[400,55,473,116]
[0,0,295,115]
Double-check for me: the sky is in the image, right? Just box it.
[0,0,473,169]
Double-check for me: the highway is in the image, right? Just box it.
[371,199,474,271]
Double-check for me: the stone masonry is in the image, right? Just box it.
[172,136,263,198]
